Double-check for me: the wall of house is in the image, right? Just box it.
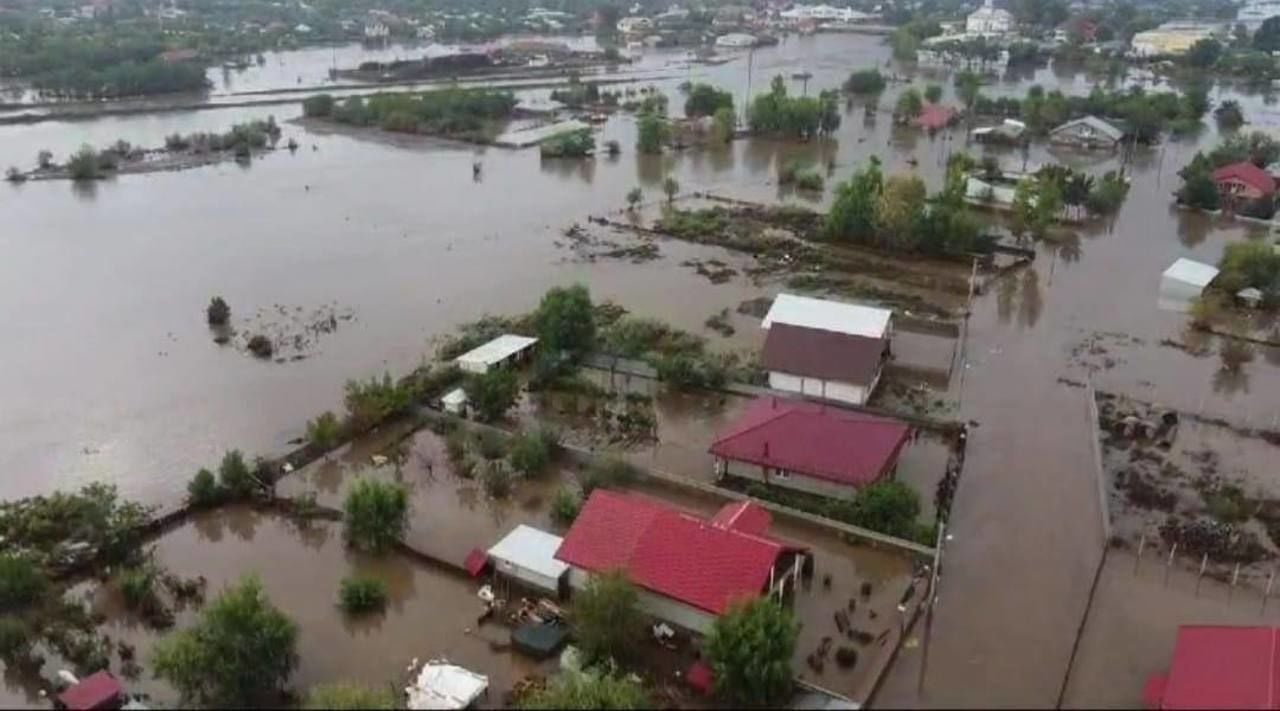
[567,568,717,634]
[495,559,561,594]
[722,458,860,500]
[1049,126,1117,150]
[767,371,869,405]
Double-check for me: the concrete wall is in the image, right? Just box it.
[567,568,717,635]
[722,458,860,500]
[768,371,869,405]
[495,559,561,594]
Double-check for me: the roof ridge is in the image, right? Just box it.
[713,404,797,446]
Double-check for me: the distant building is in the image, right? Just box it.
[1238,0,1280,30]
[616,16,654,34]
[1130,22,1221,57]
[1048,115,1124,150]
[914,103,958,132]
[966,0,1014,36]
[971,118,1027,144]
[1212,161,1277,206]
[779,4,872,25]
[364,21,389,39]
[710,397,912,500]
[1145,626,1280,709]
[715,32,758,47]
[555,490,804,634]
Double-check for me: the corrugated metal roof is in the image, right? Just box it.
[1151,625,1280,709]
[761,294,892,339]
[488,524,568,580]
[1051,115,1124,142]
[454,334,537,369]
[761,323,887,385]
[1162,258,1219,288]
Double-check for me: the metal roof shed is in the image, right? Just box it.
[487,524,569,593]
[762,294,892,340]
[1159,258,1219,312]
[454,334,538,374]
[406,661,489,710]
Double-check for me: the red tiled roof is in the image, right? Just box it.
[1213,162,1276,195]
[57,671,123,711]
[761,322,887,386]
[1148,625,1280,709]
[710,397,911,488]
[555,490,784,615]
[914,103,955,130]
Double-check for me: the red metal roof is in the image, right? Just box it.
[1213,162,1277,195]
[57,671,123,711]
[710,397,911,488]
[914,103,955,131]
[554,490,784,615]
[761,323,887,386]
[709,500,773,536]
[464,548,489,577]
[1150,625,1280,709]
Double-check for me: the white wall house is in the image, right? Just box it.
[966,0,1014,35]
[487,525,569,595]
[566,568,716,633]
[454,334,537,374]
[760,294,892,406]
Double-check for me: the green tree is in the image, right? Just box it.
[1256,16,1280,52]
[712,106,736,143]
[536,284,596,358]
[684,83,733,117]
[636,111,669,154]
[851,480,921,539]
[824,157,883,242]
[955,71,983,112]
[338,575,388,614]
[67,145,101,181]
[520,673,649,709]
[625,187,643,211]
[924,84,943,104]
[550,486,583,525]
[662,176,679,203]
[570,570,645,665]
[152,576,298,707]
[894,88,924,121]
[1177,153,1223,210]
[0,555,47,612]
[508,430,553,477]
[707,597,798,706]
[1215,100,1246,130]
[1217,240,1280,293]
[1186,38,1223,68]
[306,411,342,450]
[1085,171,1130,216]
[1011,178,1039,241]
[301,94,335,118]
[187,468,224,507]
[464,369,519,423]
[842,69,886,95]
[217,449,257,499]
[206,297,230,325]
[36,149,53,169]
[343,479,409,554]
[304,681,398,709]
[874,174,927,250]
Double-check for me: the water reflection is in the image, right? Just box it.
[1176,208,1212,247]
[70,179,99,201]
[538,156,596,184]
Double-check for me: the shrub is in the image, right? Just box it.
[247,335,273,358]
[343,479,409,554]
[306,411,342,450]
[338,576,388,614]
[187,468,224,507]
[508,431,552,477]
[302,94,335,118]
[843,69,886,95]
[0,617,31,659]
[570,570,644,664]
[304,682,398,709]
[464,369,520,423]
[119,566,158,610]
[550,487,583,525]
[0,555,46,612]
[481,462,513,499]
[445,429,469,461]
[5,166,25,182]
[475,429,508,460]
[206,297,230,325]
[344,373,412,433]
[540,129,595,158]
[579,457,639,496]
[67,145,101,181]
[605,139,621,156]
[519,672,649,709]
[218,450,257,499]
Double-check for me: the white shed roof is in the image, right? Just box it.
[442,388,468,406]
[406,661,489,710]
[762,293,892,339]
[1162,258,1219,288]
[487,525,568,580]
[454,335,538,369]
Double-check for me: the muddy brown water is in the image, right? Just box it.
[6,31,1280,708]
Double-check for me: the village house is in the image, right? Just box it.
[761,293,893,406]
[914,103,958,133]
[1130,22,1221,58]
[453,334,538,374]
[554,490,804,634]
[1145,625,1280,709]
[966,0,1014,35]
[710,397,912,500]
[1048,115,1124,151]
[1212,161,1277,211]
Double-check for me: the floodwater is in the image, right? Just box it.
[5,30,1280,708]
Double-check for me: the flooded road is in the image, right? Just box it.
[5,31,1280,707]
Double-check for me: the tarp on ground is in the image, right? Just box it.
[406,660,489,710]
[511,621,570,659]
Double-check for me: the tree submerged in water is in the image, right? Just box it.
[206,297,230,326]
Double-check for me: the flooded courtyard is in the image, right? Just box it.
[5,28,1280,708]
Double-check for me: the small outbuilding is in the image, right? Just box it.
[761,294,893,406]
[914,103,956,132]
[441,387,469,416]
[487,524,569,595]
[57,671,124,711]
[1238,286,1265,308]
[1049,115,1124,151]
[406,661,489,710]
[454,334,537,374]
[1159,258,1219,312]
[1145,625,1280,709]
[1213,161,1277,209]
[971,118,1027,145]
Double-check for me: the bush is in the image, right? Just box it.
[343,479,409,554]
[337,576,388,614]
[206,297,230,325]
[218,450,257,499]
[519,672,649,709]
[579,457,639,496]
[508,431,553,477]
[570,570,645,664]
[306,411,342,450]
[475,429,508,460]
[445,429,469,461]
[344,373,412,433]
[540,128,595,158]
[550,487,583,526]
[0,617,31,659]
[67,145,102,181]
[707,598,798,705]
[795,169,824,192]
[187,468,224,507]
[481,462,513,499]
[0,555,46,612]
[464,369,520,423]
[247,335,273,358]
[119,566,157,610]
[843,69,886,95]
[305,682,398,709]
[684,83,734,117]
[605,139,621,156]
[302,94,336,117]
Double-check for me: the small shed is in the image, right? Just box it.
[406,661,489,710]
[1159,258,1219,312]
[57,671,124,711]
[487,524,569,594]
[442,387,469,415]
[1238,287,1264,308]
[454,334,538,374]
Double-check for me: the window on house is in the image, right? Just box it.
[774,469,790,481]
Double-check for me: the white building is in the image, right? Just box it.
[759,294,893,406]
[1130,22,1220,58]
[364,21,390,39]
[715,32,757,47]
[1239,0,1280,30]
[778,4,872,24]
[453,334,538,374]
[1159,258,1220,312]
[616,16,654,34]
[966,0,1014,36]
[487,525,569,594]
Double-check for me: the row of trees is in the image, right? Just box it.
[32,59,208,100]
[302,89,518,140]
[971,84,1205,142]
[747,76,841,140]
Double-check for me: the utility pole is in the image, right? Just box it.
[742,47,754,126]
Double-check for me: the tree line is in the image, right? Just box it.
[303,89,518,141]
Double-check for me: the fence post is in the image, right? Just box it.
[1164,543,1178,587]
[1229,563,1240,604]
[1134,534,1146,575]
[1195,553,1208,597]
[1264,570,1275,615]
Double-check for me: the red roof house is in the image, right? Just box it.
[710,397,911,498]
[1146,625,1280,709]
[914,103,956,132]
[1213,162,1277,204]
[57,671,124,711]
[555,490,796,633]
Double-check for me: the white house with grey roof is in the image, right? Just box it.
[1049,116,1125,151]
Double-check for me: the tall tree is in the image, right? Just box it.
[875,174,928,250]
[1185,38,1223,69]
[707,597,798,707]
[536,284,596,358]
[824,157,884,242]
[1256,16,1280,52]
[152,576,298,707]
[343,479,409,554]
[569,571,645,665]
